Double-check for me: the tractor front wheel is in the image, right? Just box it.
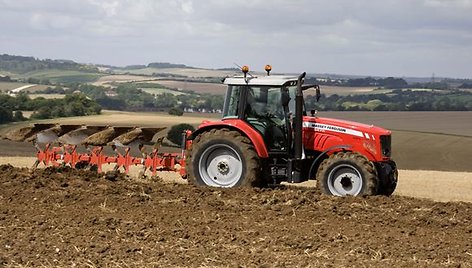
[317,152,378,196]
[186,129,264,188]
[376,161,398,196]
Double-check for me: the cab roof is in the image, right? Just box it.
[223,75,299,86]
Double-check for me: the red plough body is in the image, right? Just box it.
[34,144,187,177]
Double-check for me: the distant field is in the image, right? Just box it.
[91,75,226,94]
[115,67,238,78]
[0,82,49,93]
[147,80,226,95]
[392,130,471,171]
[92,75,159,86]
[0,82,29,91]
[19,69,105,84]
[141,88,187,96]
[24,84,50,92]
[321,86,390,96]
[318,111,472,172]
[321,111,472,136]
[20,111,33,118]
[28,93,66,99]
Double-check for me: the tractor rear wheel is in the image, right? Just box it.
[186,128,264,187]
[317,152,378,196]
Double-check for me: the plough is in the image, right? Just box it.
[3,124,192,177]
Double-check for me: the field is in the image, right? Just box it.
[19,70,105,84]
[146,80,226,95]
[321,86,390,96]
[92,75,159,87]
[0,82,29,92]
[1,166,472,267]
[321,111,472,136]
[28,93,66,99]
[0,82,51,93]
[141,87,187,96]
[1,111,472,267]
[92,75,228,95]
[114,67,238,78]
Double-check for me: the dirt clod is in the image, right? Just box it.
[1,165,472,267]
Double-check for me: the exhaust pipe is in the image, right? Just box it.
[294,72,306,160]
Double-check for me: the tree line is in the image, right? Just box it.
[39,83,224,113]
[0,54,98,74]
[0,93,101,124]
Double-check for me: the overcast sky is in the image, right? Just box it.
[1,0,471,78]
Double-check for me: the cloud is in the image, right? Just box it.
[0,0,471,77]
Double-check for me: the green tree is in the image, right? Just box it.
[167,123,195,146]
[0,95,16,110]
[155,93,177,108]
[168,107,184,116]
[13,111,26,121]
[0,107,13,124]
[31,106,52,119]
[51,106,66,117]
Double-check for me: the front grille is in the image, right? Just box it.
[380,135,392,157]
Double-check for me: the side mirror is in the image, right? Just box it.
[315,85,321,102]
[301,84,321,102]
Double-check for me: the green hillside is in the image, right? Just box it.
[0,54,104,84]
[19,69,104,84]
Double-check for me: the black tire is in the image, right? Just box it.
[186,128,264,188]
[316,152,378,196]
[376,161,398,196]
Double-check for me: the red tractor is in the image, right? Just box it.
[186,66,397,196]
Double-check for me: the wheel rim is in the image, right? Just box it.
[198,143,243,187]
[327,164,363,196]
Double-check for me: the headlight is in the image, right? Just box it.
[363,140,377,155]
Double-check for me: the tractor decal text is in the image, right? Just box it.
[303,122,365,138]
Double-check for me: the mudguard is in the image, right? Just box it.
[190,119,269,158]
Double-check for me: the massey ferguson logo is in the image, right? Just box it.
[303,122,368,139]
[315,124,347,133]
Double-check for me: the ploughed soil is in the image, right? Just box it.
[1,165,472,267]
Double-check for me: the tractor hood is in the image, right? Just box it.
[303,116,393,162]
[303,116,391,138]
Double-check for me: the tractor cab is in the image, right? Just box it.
[222,66,319,155]
[222,76,295,152]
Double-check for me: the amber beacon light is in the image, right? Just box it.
[264,65,272,76]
